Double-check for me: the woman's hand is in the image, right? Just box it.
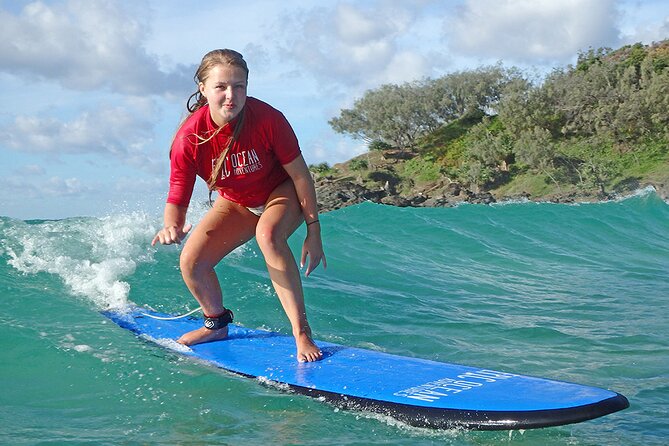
[152,203,190,246]
[301,226,326,277]
[151,223,192,246]
[282,155,326,277]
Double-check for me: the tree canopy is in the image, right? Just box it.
[329,65,522,150]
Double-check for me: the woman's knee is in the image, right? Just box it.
[179,245,209,280]
[255,221,288,255]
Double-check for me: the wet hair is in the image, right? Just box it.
[187,49,249,113]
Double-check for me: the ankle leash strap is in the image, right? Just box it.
[203,308,234,330]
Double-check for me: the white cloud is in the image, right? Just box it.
[278,1,436,90]
[18,164,46,176]
[44,176,89,197]
[0,99,165,174]
[0,173,92,199]
[447,0,621,64]
[619,7,669,44]
[310,130,368,164]
[384,51,431,84]
[336,3,400,44]
[113,176,164,195]
[3,105,148,154]
[0,0,192,95]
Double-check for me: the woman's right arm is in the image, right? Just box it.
[151,203,192,246]
[153,118,198,246]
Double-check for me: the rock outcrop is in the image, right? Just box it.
[315,176,499,213]
[314,175,668,214]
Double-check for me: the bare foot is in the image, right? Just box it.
[177,325,229,346]
[296,332,323,362]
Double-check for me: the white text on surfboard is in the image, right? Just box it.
[393,369,517,402]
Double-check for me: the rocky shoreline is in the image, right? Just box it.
[314,175,668,213]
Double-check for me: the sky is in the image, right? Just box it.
[0,0,667,220]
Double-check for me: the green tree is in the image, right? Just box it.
[639,53,669,136]
[460,160,494,192]
[514,127,560,188]
[430,64,522,121]
[329,65,524,152]
[559,139,619,196]
[309,162,336,176]
[466,118,514,172]
[349,158,368,171]
[539,41,668,145]
[329,81,441,150]
[369,140,393,151]
[497,69,567,137]
[459,117,514,189]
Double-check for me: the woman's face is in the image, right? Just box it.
[199,64,248,127]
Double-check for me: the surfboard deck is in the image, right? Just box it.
[102,308,629,430]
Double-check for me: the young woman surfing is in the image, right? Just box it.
[152,49,325,362]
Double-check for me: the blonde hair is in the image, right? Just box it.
[180,49,249,193]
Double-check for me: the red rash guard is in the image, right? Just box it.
[167,97,302,208]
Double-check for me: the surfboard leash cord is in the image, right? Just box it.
[140,306,202,320]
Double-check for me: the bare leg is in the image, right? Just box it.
[177,197,257,346]
[256,180,323,362]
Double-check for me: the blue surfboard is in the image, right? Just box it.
[103,308,628,430]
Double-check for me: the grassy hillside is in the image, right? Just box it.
[315,40,669,205]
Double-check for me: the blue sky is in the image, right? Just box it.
[1,0,667,219]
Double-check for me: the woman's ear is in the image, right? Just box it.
[198,82,206,98]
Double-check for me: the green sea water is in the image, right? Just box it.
[1,189,668,445]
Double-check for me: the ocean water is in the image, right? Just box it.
[1,189,668,445]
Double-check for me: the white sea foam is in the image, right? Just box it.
[5,211,158,310]
[256,376,291,391]
[492,185,660,207]
[73,344,93,353]
[342,409,464,439]
[357,341,386,352]
[614,185,657,201]
[140,334,193,354]
[2,200,259,314]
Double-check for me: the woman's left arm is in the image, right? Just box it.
[283,155,326,277]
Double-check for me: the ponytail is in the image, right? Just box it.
[207,107,245,191]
